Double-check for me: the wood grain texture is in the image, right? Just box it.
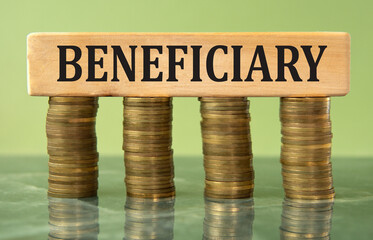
[27,32,350,97]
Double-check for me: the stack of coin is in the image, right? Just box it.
[124,197,175,240]
[48,197,99,240]
[204,197,254,240]
[280,198,334,239]
[280,97,334,200]
[46,97,99,198]
[199,97,254,199]
[123,97,174,199]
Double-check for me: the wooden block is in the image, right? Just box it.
[27,32,350,97]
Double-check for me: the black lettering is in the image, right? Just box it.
[275,46,302,81]
[86,46,108,81]
[245,45,272,82]
[231,46,243,81]
[191,46,202,81]
[141,46,163,81]
[167,46,187,81]
[112,46,137,82]
[206,45,228,82]
[57,46,82,81]
[301,45,327,82]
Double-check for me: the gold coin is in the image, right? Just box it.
[199,97,247,102]
[126,186,175,193]
[127,191,175,199]
[125,176,173,183]
[125,172,174,178]
[201,113,249,119]
[125,157,172,163]
[202,118,250,124]
[48,191,97,198]
[285,188,335,195]
[202,130,250,136]
[125,164,173,171]
[281,134,332,140]
[47,138,97,144]
[125,179,174,186]
[125,150,173,157]
[200,101,248,106]
[280,229,330,238]
[205,180,254,187]
[125,158,173,164]
[124,97,171,102]
[123,137,172,144]
[281,121,331,128]
[280,159,330,166]
[47,116,97,123]
[285,193,335,200]
[204,155,253,161]
[281,97,330,102]
[204,160,251,167]
[281,138,332,145]
[48,159,98,165]
[204,165,253,173]
[203,149,251,156]
[281,143,332,150]
[204,191,253,199]
[201,123,250,130]
[123,146,171,152]
[125,171,174,177]
[282,163,331,171]
[205,174,254,180]
[283,183,333,191]
[49,166,98,175]
[49,96,98,102]
[281,148,331,155]
[48,181,98,188]
[48,162,97,168]
[49,153,98,161]
[49,174,98,182]
[282,172,332,179]
[48,103,98,109]
[200,109,249,115]
[48,186,98,194]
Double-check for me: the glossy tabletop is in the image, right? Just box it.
[0,155,372,239]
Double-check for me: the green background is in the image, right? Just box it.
[0,0,372,157]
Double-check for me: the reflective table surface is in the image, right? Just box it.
[0,156,372,239]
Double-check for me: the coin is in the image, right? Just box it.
[199,98,254,199]
[280,98,334,200]
[123,97,175,199]
[46,97,99,198]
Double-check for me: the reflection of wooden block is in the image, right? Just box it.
[27,32,350,97]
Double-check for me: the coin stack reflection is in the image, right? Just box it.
[123,97,175,198]
[48,197,99,240]
[47,97,99,198]
[199,97,254,199]
[280,198,334,240]
[124,197,175,240]
[280,97,334,200]
[204,198,254,240]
